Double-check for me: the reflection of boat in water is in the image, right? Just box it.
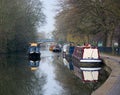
[72,45,103,68]
[28,43,41,60]
[74,65,101,82]
[29,60,40,71]
[81,68,101,82]
[63,58,74,70]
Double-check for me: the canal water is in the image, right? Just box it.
[0,48,109,95]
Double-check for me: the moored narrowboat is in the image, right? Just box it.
[72,44,103,68]
[53,45,62,52]
[62,43,75,58]
[49,45,55,51]
[28,43,41,60]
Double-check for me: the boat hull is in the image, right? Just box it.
[72,57,103,68]
[29,53,41,60]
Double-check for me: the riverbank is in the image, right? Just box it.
[92,54,120,95]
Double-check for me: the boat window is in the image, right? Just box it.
[29,46,40,52]
[35,47,40,52]
[29,46,35,52]
[83,48,98,59]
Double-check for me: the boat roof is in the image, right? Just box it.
[29,43,38,46]
[75,44,97,49]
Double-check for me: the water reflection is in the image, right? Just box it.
[39,50,64,95]
[0,54,46,95]
[62,57,109,91]
[29,60,40,71]
[63,58,74,70]
[0,49,109,95]
[74,66,101,82]
[54,57,92,95]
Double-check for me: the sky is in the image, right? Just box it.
[39,0,58,35]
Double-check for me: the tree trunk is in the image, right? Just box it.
[106,30,114,47]
[118,38,120,47]
[103,31,107,47]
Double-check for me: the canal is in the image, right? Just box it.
[0,47,109,95]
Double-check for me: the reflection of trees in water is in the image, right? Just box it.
[0,54,46,95]
[53,58,92,95]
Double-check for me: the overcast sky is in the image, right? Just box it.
[39,0,58,34]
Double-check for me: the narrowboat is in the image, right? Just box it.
[49,45,55,51]
[62,44,69,58]
[62,43,75,58]
[53,45,61,52]
[28,43,41,60]
[72,44,103,68]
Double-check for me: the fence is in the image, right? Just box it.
[98,47,120,55]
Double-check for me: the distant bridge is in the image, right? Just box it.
[37,39,55,43]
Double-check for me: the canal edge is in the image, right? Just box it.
[91,54,120,95]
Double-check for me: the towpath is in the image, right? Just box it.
[92,54,120,95]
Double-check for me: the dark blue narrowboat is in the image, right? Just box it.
[28,43,41,60]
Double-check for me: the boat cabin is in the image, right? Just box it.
[72,45,103,68]
[28,43,41,60]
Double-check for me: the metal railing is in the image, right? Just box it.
[98,47,120,55]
